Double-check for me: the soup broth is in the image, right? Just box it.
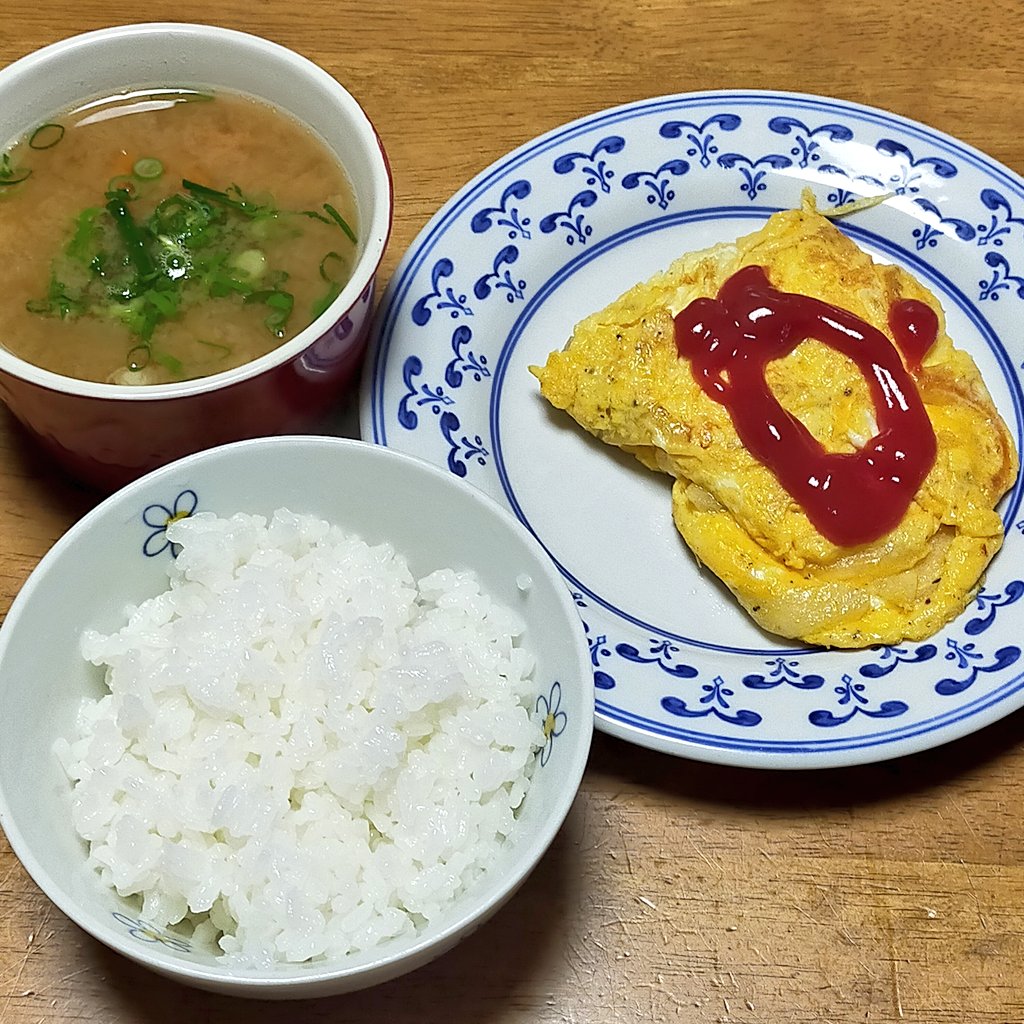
[0,89,359,385]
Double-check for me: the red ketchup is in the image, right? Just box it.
[888,298,939,375]
[673,266,938,547]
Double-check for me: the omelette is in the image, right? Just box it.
[531,203,1018,648]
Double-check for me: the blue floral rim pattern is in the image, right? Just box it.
[361,90,1024,767]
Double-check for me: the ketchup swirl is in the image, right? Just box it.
[673,265,937,547]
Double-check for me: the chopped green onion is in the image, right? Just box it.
[311,281,342,320]
[107,175,138,197]
[65,207,102,262]
[264,291,293,311]
[323,203,357,245]
[245,287,294,337]
[312,251,347,318]
[231,249,267,280]
[26,273,83,319]
[126,345,151,371]
[0,169,30,187]
[28,123,64,150]
[183,179,234,204]
[196,338,232,358]
[155,235,191,279]
[105,190,155,279]
[182,179,272,219]
[302,203,357,245]
[152,348,184,376]
[208,273,251,298]
[29,169,353,374]
[144,289,178,316]
[0,152,30,187]
[319,251,347,281]
[133,157,164,181]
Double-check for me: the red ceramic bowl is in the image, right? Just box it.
[0,24,393,490]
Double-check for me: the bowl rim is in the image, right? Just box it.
[0,435,594,991]
[0,23,394,401]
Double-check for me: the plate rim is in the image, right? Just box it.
[360,87,1024,768]
[364,87,1024,443]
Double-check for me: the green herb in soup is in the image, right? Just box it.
[0,152,30,187]
[26,177,355,375]
[0,89,359,385]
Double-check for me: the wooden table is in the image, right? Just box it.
[3,2,1024,1021]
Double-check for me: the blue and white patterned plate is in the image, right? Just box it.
[361,90,1024,768]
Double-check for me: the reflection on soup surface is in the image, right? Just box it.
[0,89,358,385]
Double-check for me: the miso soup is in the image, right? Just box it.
[0,89,359,385]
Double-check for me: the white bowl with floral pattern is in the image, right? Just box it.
[0,436,592,997]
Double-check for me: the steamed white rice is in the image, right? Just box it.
[55,508,543,966]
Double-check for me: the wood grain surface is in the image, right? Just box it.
[3,2,1024,1021]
